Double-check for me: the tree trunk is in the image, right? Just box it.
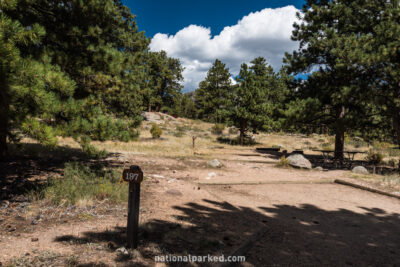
[240,121,246,146]
[0,71,8,159]
[393,110,400,148]
[334,105,345,160]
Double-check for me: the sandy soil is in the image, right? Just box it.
[1,148,399,266]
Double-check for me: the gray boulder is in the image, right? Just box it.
[314,166,324,171]
[142,112,163,124]
[208,159,222,168]
[287,154,312,169]
[352,166,369,174]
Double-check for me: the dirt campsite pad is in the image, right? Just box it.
[1,147,399,267]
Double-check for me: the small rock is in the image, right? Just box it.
[314,166,323,171]
[352,166,369,174]
[208,159,222,168]
[31,237,39,242]
[167,178,177,183]
[206,172,216,179]
[116,247,129,255]
[172,170,177,174]
[165,189,183,196]
[152,174,165,179]
[31,220,38,225]
[0,217,4,223]
[287,154,312,169]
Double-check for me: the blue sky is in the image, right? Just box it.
[122,0,307,91]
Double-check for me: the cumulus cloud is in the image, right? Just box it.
[150,6,300,91]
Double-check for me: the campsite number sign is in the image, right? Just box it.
[123,167,143,183]
[122,165,143,249]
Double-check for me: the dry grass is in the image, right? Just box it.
[14,115,400,164]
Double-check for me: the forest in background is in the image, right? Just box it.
[2,0,400,161]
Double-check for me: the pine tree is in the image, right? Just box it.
[284,0,382,159]
[230,57,285,145]
[342,0,400,146]
[2,0,150,156]
[145,51,183,112]
[194,59,232,122]
[0,0,76,157]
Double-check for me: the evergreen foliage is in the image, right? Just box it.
[229,57,286,145]
[194,59,232,122]
[144,51,184,112]
[283,0,384,158]
[0,0,184,158]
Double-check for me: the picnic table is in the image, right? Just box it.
[312,149,367,167]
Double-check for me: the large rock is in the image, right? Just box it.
[141,112,178,124]
[352,166,369,174]
[208,159,222,168]
[142,112,163,124]
[287,154,312,169]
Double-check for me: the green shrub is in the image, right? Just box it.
[32,162,128,205]
[211,123,225,135]
[277,156,289,167]
[365,150,383,165]
[150,124,163,139]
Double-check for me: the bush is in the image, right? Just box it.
[211,123,225,135]
[32,162,128,205]
[277,156,289,167]
[365,150,383,165]
[150,124,163,138]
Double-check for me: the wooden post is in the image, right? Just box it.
[122,165,143,249]
[192,136,197,149]
[127,182,140,248]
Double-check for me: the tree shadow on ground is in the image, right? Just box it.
[54,199,400,266]
[0,143,123,201]
[256,148,399,174]
[216,136,260,146]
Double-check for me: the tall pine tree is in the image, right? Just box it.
[144,51,183,112]
[230,57,286,145]
[194,59,232,122]
[0,0,76,157]
[284,0,380,159]
[1,0,151,157]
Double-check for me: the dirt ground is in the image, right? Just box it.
[1,147,400,266]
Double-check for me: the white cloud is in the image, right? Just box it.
[150,6,300,91]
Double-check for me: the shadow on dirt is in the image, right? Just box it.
[54,199,400,266]
[0,143,123,201]
[256,148,399,174]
